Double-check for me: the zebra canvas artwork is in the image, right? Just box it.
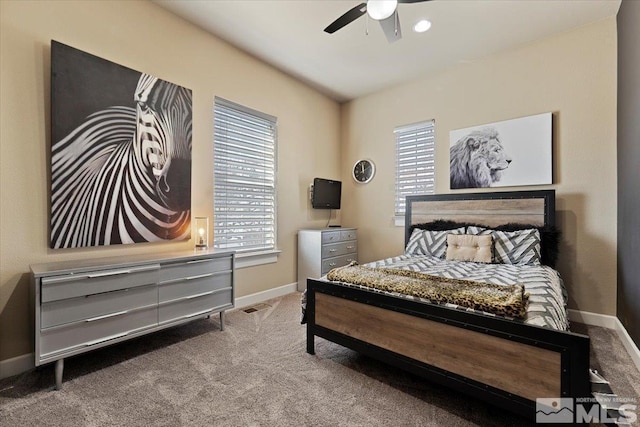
[50,41,192,249]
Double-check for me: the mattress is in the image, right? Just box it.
[324,254,569,331]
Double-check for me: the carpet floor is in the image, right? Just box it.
[1,292,638,426]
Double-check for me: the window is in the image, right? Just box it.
[213,97,277,254]
[394,120,435,222]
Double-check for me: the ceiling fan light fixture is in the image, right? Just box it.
[367,0,398,21]
[413,19,432,33]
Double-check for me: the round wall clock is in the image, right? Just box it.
[352,159,375,184]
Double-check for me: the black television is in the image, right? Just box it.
[312,178,341,209]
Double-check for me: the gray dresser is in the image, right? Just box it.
[297,228,357,291]
[31,249,234,389]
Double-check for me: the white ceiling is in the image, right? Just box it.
[153,0,620,103]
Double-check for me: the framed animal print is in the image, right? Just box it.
[50,41,192,249]
[449,112,552,190]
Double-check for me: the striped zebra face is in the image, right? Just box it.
[134,74,192,211]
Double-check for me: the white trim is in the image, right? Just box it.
[568,309,618,329]
[233,282,297,310]
[0,352,34,380]
[234,249,281,269]
[614,317,640,374]
[394,216,405,227]
[568,309,640,373]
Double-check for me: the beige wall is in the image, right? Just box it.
[0,1,619,368]
[0,1,340,363]
[341,18,618,315]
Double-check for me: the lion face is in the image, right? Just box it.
[472,138,512,176]
[449,127,512,189]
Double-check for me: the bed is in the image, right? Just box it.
[304,190,590,419]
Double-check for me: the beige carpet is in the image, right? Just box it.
[1,292,638,426]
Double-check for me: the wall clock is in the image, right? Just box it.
[353,159,375,184]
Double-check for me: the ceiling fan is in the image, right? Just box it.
[324,0,431,43]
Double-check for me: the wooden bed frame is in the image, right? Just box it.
[306,190,591,419]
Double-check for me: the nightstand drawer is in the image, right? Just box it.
[161,256,232,283]
[322,253,358,275]
[41,265,160,303]
[40,306,157,358]
[159,272,232,303]
[340,230,357,241]
[322,241,357,259]
[41,284,157,329]
[159,288,233,325]
[321,231,342,244]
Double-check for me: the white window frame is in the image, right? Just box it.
[394,120,436,226]
[213,97,279,268]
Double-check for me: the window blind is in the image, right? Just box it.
[213,97,277,252]
[394,120,435,216]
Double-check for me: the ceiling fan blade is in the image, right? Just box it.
[379,12,402,43]
[324,3,367,34]
[398,0,431,3]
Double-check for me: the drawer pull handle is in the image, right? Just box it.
[85,331,129,347]
[329,249,337,253]
[346,246,354,250]
[186,273,214,281]
[87,269,131,278]
[186,291,214,300]
[329,263,337,267]
[183,308,214,319]
[85,310,128,323]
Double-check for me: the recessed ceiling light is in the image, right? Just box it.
[414,19,432,33]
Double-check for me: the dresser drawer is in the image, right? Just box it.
[41,265,160,303]
[40,306,157,359]
[159,272,231,303]
[322,241,357,259]
[160,256,232,283]
[41,284,157,329]
[321,231,342,244]
[340,230,357,241]
[159,288,233,325]
[322,253,358,275]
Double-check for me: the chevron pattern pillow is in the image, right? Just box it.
[406,227,466,258]
[466,226,541,265]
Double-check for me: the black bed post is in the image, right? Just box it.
[306,281,315,355]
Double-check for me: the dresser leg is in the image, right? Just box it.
[55,359,64,390]
[220,311,225,331]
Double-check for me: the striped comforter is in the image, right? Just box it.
[337,254,569,331]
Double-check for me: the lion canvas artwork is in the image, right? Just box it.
[449,112,552,189]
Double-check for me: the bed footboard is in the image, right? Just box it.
[306,278,591,418]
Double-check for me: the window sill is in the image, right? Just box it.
[394,216,405,227]
[234,249,281,269]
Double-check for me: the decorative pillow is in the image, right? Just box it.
[494,223,561,268]
[405,227,466,258]
[446,234,493,263]
[466,226,541,265]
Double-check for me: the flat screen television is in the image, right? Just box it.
[312,178,341,209]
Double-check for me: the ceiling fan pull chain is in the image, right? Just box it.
[394,11,398,35]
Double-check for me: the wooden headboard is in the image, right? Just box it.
[405,190,555,246]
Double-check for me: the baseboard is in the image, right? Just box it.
[0,352,34,380]
[568,309,619,329]
[234,282,298,310]
[614,317,640,374]
[568,309,640,373]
